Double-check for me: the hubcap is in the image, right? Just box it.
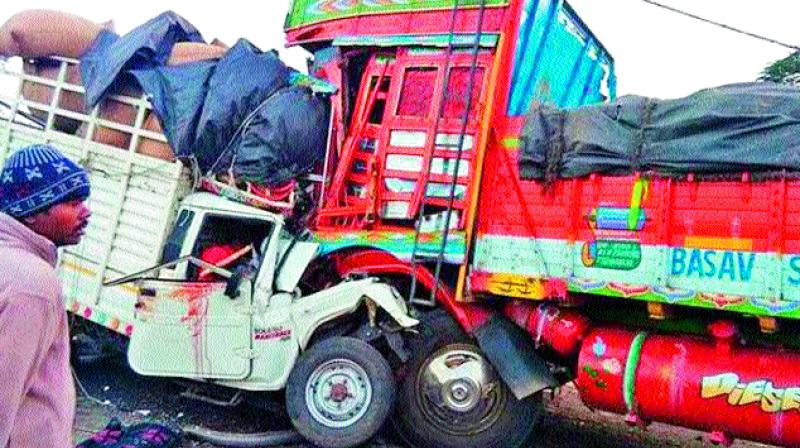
[416,344,506,436]
[306,359,372,428]
[443,378,481,412]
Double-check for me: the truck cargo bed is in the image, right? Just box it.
[0,57,190,334]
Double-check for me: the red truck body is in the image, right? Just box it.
[284,1,800,446]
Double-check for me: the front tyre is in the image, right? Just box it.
[286,336,395,448]
[394,310,543,448]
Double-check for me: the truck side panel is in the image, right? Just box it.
[0,58,189,335]
[466,0,617,301]
[506,0,615,115]
[471,146,800,318]
[58,143,187,334]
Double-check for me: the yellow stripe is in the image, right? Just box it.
[61,261,96,276]
[485,273,548,300]
[62,261,139,294]
[456,32,507,301]
[112,283,140,294]
[684,236,753,252]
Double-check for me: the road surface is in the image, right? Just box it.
[72,357,777,448]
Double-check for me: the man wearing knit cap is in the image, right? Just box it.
[0,144,91,448]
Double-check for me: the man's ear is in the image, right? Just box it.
[23,206,51,222]
[22,214,39,226]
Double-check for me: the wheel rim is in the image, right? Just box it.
[305,358,373,428]
[415,344,506,436]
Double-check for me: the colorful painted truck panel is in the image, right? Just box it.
[286,0,509,38]
[288,0,615,262]
[505,0,614,111]
[471,170,800,318]
[474,82,800,318]
[287,0,615,109]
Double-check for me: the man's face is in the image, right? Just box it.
[24,199,91,247]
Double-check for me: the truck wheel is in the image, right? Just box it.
[286,336,395,448]
[393,310,543,448]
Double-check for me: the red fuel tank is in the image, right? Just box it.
[504,301,591,358]
[576,322,800,446]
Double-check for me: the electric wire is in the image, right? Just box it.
[642,0,800,51]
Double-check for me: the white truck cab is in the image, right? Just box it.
[113,192,417,447]
[114,191,416,391]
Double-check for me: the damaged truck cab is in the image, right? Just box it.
[113,191,418,447]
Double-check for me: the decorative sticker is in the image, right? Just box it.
[582,239,642,270]
[592,337,607,358]
[583,206,644,271]
[485,273,547,300]
[702,373,800,413]
[582,336,622,392]
[582,364,607,390]
[602,358,622,375]
[607,283,650,297]
[652,286,696,303]
[589,207,646,232]
[698,293,746,309]
[254,327,293,341]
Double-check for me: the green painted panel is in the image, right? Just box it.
[333,33,499,48]
[582,240,641,271]
[286,0,509,29]
[501,137,521,149]
[473,234,800,319]
[313,230,467,264]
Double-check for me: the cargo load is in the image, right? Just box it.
[79,11,331,187]
[3,10,332,187]
[520,82,800,180]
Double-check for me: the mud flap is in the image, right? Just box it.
[473,315,557,400]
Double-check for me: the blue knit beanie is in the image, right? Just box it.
[0,144,90,218]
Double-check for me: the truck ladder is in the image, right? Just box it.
[408,0,488,306]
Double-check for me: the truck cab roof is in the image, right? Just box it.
[181,192,285,225]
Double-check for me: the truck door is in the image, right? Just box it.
[127,275,254,380]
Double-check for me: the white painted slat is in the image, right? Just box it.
[117,211,164,235]
[2,58,190,330]
[107,249,158,274]
[114,225,161,255]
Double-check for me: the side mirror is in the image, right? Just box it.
[225,273,242,299]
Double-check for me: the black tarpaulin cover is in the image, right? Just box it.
[81,11,204,109]
[208,85,330,185]
[80,12,330,186]
[519,82,800,180]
